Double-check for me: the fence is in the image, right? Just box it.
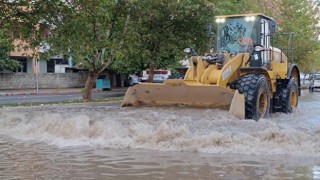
[0,73,88,90]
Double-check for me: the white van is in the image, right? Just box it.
[309,74,320,92]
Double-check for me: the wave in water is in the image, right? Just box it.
[0,103,319,157]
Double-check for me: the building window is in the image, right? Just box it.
[47,59,55,73]
[47,59,68,73]
[54,59,69,65]
[11,57,27,72]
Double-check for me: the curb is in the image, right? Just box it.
[0,91,81,96]
[0,88,128,96]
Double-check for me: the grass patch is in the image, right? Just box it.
[0,96,124,108]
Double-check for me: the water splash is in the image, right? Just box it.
[0,95,319,157]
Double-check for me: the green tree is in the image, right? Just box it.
[0,1,36,72]
[116,0,216,82]
[0,0,52,74]
[211,0,254,15]
[5,0,319,96]
[0,30,21,72]
[38,0,130,100]
[250,0,320,69]
[277,0,320,66]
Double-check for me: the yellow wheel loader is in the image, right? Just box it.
[121,14,301,121]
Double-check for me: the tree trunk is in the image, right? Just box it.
[83,71,96,101]
[148,61,155,83]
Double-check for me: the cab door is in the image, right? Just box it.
[260,18,271,65]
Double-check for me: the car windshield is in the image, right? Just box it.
[315,75,320,80]
[216,16,259,53]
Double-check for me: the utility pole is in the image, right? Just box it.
[35,58,39,92]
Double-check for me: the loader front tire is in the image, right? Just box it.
[235,74,270,121]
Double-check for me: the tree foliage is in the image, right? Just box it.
[110,0,216,80]
[0,1,30,72]
[2,0,320,98]
[249,0,320,72]
[35,0,130,100]
[0,30,21,72]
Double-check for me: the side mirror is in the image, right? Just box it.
[183,47,191,53]
[269,20,276,35]
[183,47,197,56]
[254,44,266,52]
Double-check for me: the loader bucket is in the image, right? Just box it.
[121,79,245,119]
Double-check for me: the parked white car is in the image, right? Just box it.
[139,74,168,83]
[128,75,140,86]
[153,74,168,83]
[309,74,320,92]
[140,75,148,83]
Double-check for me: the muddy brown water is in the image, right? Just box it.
[0,89,319,179]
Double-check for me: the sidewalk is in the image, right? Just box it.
[0,87,128,96]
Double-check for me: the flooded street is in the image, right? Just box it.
[0,89,320,179]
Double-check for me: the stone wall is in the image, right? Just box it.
[0,73,88,90]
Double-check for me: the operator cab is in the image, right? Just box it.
[215,14,276,67]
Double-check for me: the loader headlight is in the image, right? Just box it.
[183,47,197,56]
[215,18,225,23]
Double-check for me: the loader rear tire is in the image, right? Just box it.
[235,74,270,121]
[279,78,298,113]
